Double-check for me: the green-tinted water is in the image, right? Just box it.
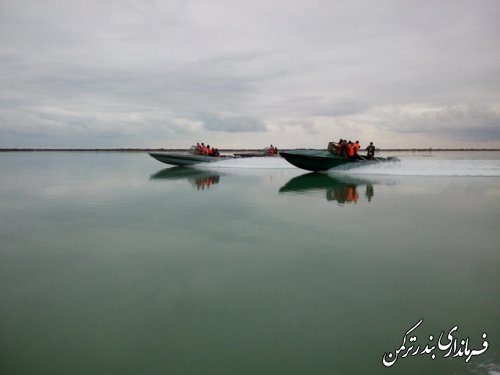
[0,152,499,375]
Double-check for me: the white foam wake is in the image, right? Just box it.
[199,155,500,177]
[337,158,500,177]
[200,157,295,169]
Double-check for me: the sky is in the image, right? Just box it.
[0,0,499,149]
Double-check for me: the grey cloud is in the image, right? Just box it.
[382,104,500,141]
[200,113,267,133]
[267,97,371,117]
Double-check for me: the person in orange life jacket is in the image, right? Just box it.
[206,145,214,156]
[353,140,360,157]
[346,141,355,158]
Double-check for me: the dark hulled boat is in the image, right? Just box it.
[280,144,398,172]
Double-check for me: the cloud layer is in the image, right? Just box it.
[1,0,499,148]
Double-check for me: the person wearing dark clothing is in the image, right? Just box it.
[337,139,347,156]
[334,139,343,155]
[195,143,202,154]
[366,142,376,159]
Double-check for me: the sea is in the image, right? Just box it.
[0,150,499,375]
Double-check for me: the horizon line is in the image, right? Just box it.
[1,148,499,152]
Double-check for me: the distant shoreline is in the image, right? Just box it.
[0,148,499,152]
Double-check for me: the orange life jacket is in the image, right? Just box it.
[347,144,354,157]
[353,143,360,155]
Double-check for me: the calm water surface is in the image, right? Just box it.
[0,151,499,375]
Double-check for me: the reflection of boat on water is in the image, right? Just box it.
[150,167,221,190]
[280,142,398,172]
[279,173,375,204]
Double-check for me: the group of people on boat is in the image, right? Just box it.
[266,145,279,156]
[329,139,376,159]
[194,142,220,157]
[191,139,375,160]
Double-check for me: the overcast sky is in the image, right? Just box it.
[1,0,499,148]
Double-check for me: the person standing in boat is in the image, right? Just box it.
[337,139,347,156]
[333,139,342,154]
[200,143,207,155]
[346,141,355,158]
[206,145,214,156]
[268,145,274,156]
[366,142,376,159]
[195,143,202,154]
[354,140,360,158]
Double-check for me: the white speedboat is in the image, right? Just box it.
[149,151,231,166]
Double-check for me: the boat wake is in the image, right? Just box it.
[335,158,500,177]
[198,157,295,169]
[194,155,500,177]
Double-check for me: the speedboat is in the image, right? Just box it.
[149,150,231,167]
[280,143,398,172]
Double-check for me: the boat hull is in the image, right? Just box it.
[149,152,224,166]
[279,150,360,171]
[280,150,397,172]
